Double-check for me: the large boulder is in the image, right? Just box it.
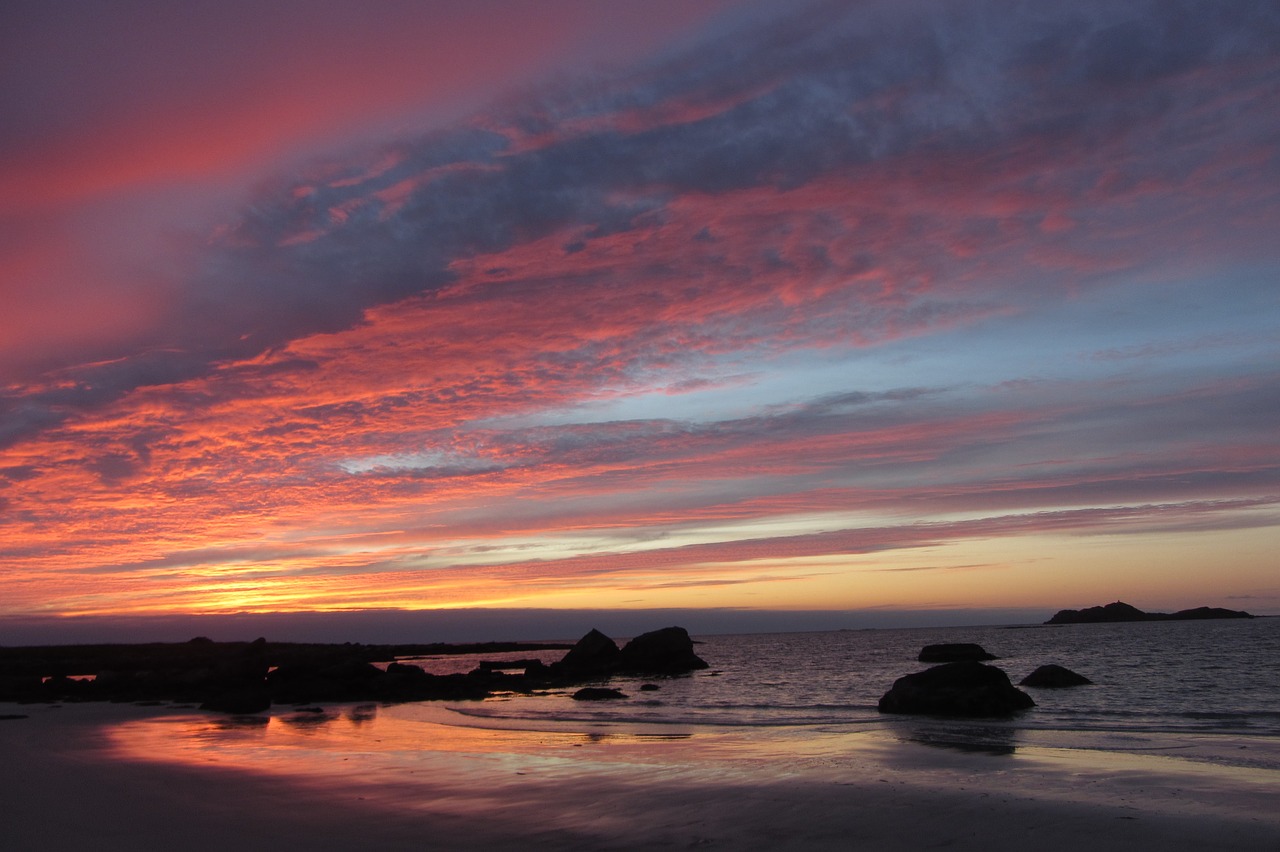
[917,643,996,663]
[556,629,620,675]
[618,627,708,674]
[879,662,1035,717]
[1019,664,1092,688]
[267,657,385,702]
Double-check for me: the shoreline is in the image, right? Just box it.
[4,701,1277,851]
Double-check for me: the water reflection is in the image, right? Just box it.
[347,704,378,724]
[281,711,337,727]
[893,720,1021,756]
[210,714,271,730]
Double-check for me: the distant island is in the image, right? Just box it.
[1046,601,1254,625]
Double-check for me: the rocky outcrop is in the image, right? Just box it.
[917,643,996,663]
[199,686,271,714]
[878,662,1035,717]
[549,626,707,678]
[617,627,708,674]
[1046,601,1253,624]
[1169,606,1255,621]
[1019,664,1092,688]
[0,628,706,711]
[555,629,621,675]
[1045,601,1148,623]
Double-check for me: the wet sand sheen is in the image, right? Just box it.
[3,702,1278,851]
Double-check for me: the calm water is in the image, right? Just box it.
[103,618,1280,776]
[401,618,1280,766]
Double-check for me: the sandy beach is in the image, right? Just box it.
[2,701,1277,851]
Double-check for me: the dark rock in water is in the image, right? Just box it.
[572,687,627,701]
[878,662,1035,717]
[1020,664,1092,688]
[1046,601,1253,624]
[918,643,996,663]
[385,661,427,676]
[618,627,708,674]
[557,629,621,674]
[200,686,271,714]
[268,657,385,703]
[639,683,661,692]
[476,658,543,672]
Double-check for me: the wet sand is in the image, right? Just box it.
[2,702,1277,851]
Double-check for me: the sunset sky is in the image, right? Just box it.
[2,0,1278,642]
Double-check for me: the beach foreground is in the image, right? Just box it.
[2,702,1277,851]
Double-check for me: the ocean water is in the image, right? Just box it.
[103,618,1280,778]
[404,617,1280,767]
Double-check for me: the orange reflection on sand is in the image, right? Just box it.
[103,701,791,820]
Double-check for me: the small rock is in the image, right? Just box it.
[1019,664,1092,687]
[572,687,627,701]
[918,643,997,663]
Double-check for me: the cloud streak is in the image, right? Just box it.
[2,0,1279,627]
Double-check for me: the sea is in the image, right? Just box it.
[422,618,1280,763]
[104,617,1280,778]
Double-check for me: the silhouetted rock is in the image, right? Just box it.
[385,661,428,677]
[557,629,620,675]
[386,672,488,702]
[1046,601,1253,624]
[476,658,544,672]
[200,686,271,714]
[1046,601,1149,624]
[639,683,661,692]
[918,643,997,663]
[1020,664,1092,687]
[0,630,705,706]
[0,674,42,702]
[879,662,1035,717]
[1169,606,1254,621]
[267,656,383,703]
[572,687,627,701]
[617,627,708,674]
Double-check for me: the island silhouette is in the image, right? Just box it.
[1045,601,1253,624]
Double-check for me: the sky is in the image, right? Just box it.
[2,0,1278,643]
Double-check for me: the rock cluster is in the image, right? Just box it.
[879,642,1097,717]
[0,626,707,714]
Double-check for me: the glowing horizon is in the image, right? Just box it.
[2,0,1278,633]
